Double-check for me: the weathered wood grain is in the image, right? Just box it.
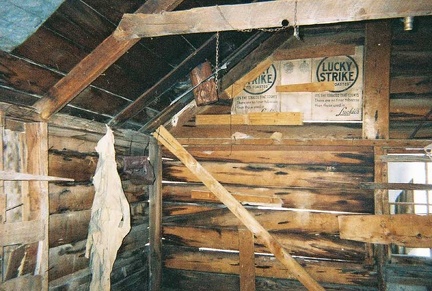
[164,205,340,235]
[163,246,377,286]
[163,225,366,262]
[163,161,372,188]
[163,268,379,291]
[239,227,255,291]
[0,275,42,291]
[115,0,432,39]
[163,146,374,165]
[163,183,374,213]
[33,0,184,120]
[49,223,149,281]
[49,182,147,214]
[0,220,44,246]
[154,125,324,290]
[363,21,391,139]
[339,214,432,247]
[195,112,303,125]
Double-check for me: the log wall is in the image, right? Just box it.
[161,137,377,289]
[46,121,151,290]
[0,107,152,290]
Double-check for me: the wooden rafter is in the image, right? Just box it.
[32,0,185,120]
[153,125,324,291]
[114,0,432,39]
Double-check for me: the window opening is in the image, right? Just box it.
[388,157,431,257]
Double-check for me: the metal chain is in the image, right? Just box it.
[293,0,300,40]
[215,31,220,93]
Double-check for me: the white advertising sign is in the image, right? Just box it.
[232,46,363,122]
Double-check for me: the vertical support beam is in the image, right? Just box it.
[148,137,162,290]
[363,20,391,140]
[239,227,256,291]
[25,122,48,290]
[363,19,392,291]
[0,112,4,224]
[374,146,389,290]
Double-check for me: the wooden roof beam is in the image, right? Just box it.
[114,0,432,39]
[32,0,185,120]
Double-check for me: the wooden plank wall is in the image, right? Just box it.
[45,121,151,290]
[161,141,377,289]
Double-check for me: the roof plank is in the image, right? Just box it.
[32,0,185,120]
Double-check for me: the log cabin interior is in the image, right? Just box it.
[0,0,431,290]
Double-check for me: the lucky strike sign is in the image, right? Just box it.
[232,46,363,121]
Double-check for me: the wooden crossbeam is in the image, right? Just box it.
[195,112,303,126]
[0,170,74,181]
[153,125,324,291]
[32,0,184,120]
[114,0,432,39]
[360,182,432,191]
[339,214,432,247]
[276,81,335,93]
[0,220,44,246]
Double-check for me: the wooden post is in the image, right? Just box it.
[190,61,218,106]
[25,122,49,290]
[148,137,162,290]
[0,112,4,224]
[363,20,392,291]
[153,126,324,291]
[363,20,391,140]
[239,227,256,291]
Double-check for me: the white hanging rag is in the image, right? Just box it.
[85,125,131,290]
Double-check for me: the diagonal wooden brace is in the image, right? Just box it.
[153,126,324,291]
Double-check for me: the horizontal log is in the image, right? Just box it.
[49,182,148,214]
[163,161,372,188]
[49,204,148,247]
[390,76,432,95]
[49,210,91,247]
[163,268,378,291]
[195,112,303,126]
[0,220,44,246]
[0,170,73,182]
[164,206,340,235]
[49,223,149,281]
[390,98,432,121]
[0,275,42,291]
[163,147,374,165]
[386,263,432,287]
[163,246,377,286]
[191,190,282,207]
[339,214,432,247]
[0,101,143,147]
[174,136,432,148]
[377,154,430,162]
[115,0,432,39]
[163,225,366,262]
[274,44,357,61]
[360,182,432,190]
[49,152,97,182]
[164,183,374,213]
